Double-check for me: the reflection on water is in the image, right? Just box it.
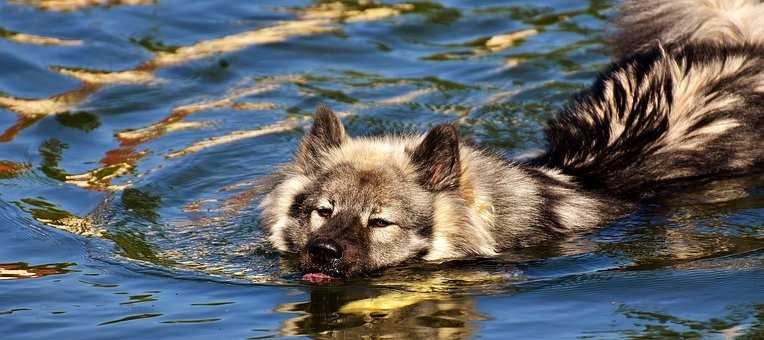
[0,262,74,280]
[14,197,102,236]
[278,287,485,339]
[0,19,333,144]
[271,263,513,338]
[11,0,154,12]
[0,0,762,338]
[0,27,82,46]
[612,303,764,338]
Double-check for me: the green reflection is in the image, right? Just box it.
[407,2,461,25]
[55,112,101,132]
[16,197,73,224]
[121,188,161,223]
[39,138,68,181]
[109,231,173,266]
[129,36,180,53]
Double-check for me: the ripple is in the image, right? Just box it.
[98,313,162,326]
[160,318,221,324]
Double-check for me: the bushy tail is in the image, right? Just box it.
[612,0,764,57]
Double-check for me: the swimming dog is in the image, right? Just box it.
[259,0,764,279]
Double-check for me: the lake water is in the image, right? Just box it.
[1,0,762,338]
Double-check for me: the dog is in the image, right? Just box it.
[259,0,764,279]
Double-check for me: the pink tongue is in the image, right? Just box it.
[302,272,338,283]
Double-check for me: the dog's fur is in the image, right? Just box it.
[259,0,764,277]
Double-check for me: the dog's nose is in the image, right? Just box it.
[308,240,343,264]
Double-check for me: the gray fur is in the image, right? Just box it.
[612,0,764,57]
[258,0,764,277]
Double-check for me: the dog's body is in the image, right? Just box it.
[260,0,764,278]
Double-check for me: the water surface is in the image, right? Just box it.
[1,0,762,338]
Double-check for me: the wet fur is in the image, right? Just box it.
[259,0,764,276]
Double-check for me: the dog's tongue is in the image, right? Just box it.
[302,272,338,283]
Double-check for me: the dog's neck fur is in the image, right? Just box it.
[424,146,622,260]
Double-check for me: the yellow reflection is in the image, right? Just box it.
[10,0,154,12]
[485,29,539,52]
[376,88,434,105]
[165,117,309,159]
[52,66,156,85]
[422,28,539,61]
[0,83,102,142]
[298,2,415,22]
[0,27,82,46]
[166,110,350,159]
[116,83,279,144]
[337,291,443,314]
[151,20,334,67]
[0,95,75,117]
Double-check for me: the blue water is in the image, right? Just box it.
[1,0,762,338]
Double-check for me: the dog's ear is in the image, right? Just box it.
[296,104,347,173]
[411,124,461,191]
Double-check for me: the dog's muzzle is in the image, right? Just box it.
[302,238,344,279]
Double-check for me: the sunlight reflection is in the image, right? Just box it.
[0,20,332,142]
[10,0,154,12]
[297,2,415,22]
[0,27,82,46]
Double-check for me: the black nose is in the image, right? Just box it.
[308,240,343,264]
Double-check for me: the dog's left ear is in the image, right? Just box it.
[295,105,347,173]
[411,124,461,191]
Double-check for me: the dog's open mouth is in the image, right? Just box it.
[301,272,339,283]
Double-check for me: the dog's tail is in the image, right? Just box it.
[612,0,764,57]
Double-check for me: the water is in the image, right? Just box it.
[0,0,762,338]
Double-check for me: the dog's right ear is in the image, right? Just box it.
[295,104,347,173]
[411,124,461,191]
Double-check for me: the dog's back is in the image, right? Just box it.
[613,0,764,57]
[533,0,764,197]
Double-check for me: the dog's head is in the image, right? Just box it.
[260,105,461,278]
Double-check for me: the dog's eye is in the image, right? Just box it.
[316,207,333,218]
[369,218,392,228]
